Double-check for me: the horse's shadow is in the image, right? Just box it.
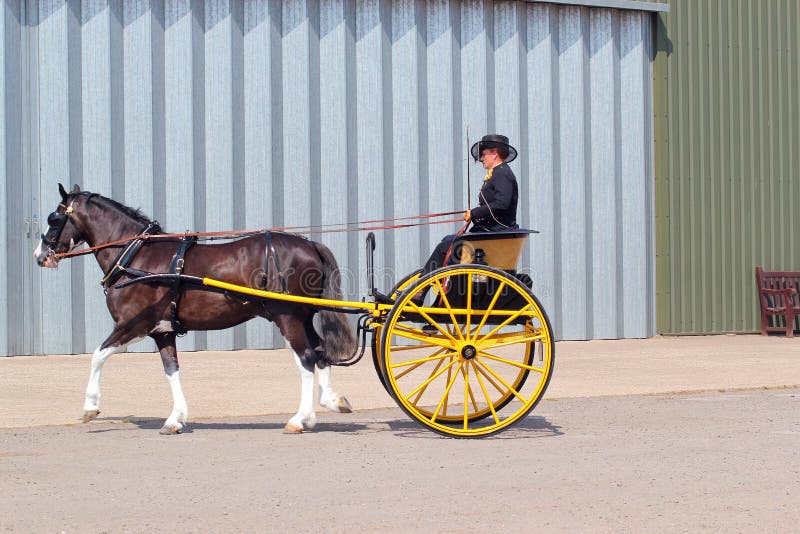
[88,414,562,439]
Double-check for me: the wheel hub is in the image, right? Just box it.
[460,344,477,360]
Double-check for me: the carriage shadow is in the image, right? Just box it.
[385,415,562,440]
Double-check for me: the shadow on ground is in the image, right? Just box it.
[86,413,562,440]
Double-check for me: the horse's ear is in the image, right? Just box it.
[58,183,68,200]
[71,184,81,194]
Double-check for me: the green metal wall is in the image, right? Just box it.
[654,0,800,334]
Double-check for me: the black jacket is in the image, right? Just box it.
[470,163,518,232]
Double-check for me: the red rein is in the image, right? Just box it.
[52,211,465,260]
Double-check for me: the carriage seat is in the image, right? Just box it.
[456,229,538,270]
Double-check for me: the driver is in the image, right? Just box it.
[411,134,520,306]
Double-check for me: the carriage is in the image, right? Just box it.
[35,185,554,438]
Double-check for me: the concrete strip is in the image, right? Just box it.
[1,334,798,429]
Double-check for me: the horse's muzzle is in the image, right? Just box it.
[33,242,59,268]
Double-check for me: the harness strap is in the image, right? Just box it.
[101,222,162,289]
[168,235,198,336]
[264,232,289,294]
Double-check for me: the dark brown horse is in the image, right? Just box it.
[34,184,356,434]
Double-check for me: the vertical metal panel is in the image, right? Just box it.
[2,0,658,355]
[122,0,157,353]
[163,0,199,351]
[0,0,7,355]
[619,12,653,337]
[390,0,422,289]
[354,0,389,299]
[80,0,116,351]
[37,0,75,354]
[425,0,458,268]
[557,7,589,339]
[655,0,800,334]
[204,0,234,350]
[243,0,279,348]
[588,8,618,337]
[525,3,556,327]
[5,0,27,356]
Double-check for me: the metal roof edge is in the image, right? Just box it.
[523,0,670,13]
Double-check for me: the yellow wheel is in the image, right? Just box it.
[389,268,423,300]
[380,265,554,438]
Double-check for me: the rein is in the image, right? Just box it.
[52,210,464,261]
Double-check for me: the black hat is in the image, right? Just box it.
[470,134,518,163]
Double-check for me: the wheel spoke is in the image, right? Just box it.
[394,347,449,380]
[462,361,470,430]
[472,361,507,395]
[470,280,506,340]
[411,356,450,404]
[390,323,455,349]
[472,361,500,425]
[389,342,440,352]
[478,350,543,372]
[442,362,454,416]
[474,359,528,404]
[477,331,545,351]
[465,273,473,340]
[403,358,459,401]
[431,361,464,423]
[390,350,458,369]
[476,303,534,345]
[461,363,479,412]
[407,300,458,343]
[433,279,465,341]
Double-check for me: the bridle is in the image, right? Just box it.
[41,201,76,255]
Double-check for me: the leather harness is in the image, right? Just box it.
[102,228,290,335]
[100,222,197,335]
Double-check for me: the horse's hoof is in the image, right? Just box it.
[284,422,304,434]
[338,397,353,414]
[82,410,100,422]
[321,395,353,413]
[159,425,182,435]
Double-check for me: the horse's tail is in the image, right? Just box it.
[314,242,358,363]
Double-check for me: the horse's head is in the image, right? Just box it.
[34,183,87,268]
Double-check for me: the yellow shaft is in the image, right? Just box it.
[201,277,532,318]
[201,277,378,311]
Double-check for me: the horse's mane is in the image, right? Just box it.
[79,192,152,226]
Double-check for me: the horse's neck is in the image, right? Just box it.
[80,202,148,270]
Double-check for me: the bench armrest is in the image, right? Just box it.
[760,287,799,309]
[760,287,798,296]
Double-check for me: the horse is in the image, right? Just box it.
[33,184,357,434]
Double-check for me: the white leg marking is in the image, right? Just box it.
[161,371,189,434]
[286,353,317,432]
[318,365,352,413]
[149,321,174,334]
[83,345,125,420]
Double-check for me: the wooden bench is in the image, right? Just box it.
[755,267,800,337]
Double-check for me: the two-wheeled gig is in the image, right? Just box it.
[35,184,553,438]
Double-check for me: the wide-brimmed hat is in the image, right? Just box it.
[470,134,518,163]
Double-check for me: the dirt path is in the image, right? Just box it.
[1,388,798,532]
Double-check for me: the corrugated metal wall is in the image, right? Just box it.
[654,0,800,334]
[1,0,657,356]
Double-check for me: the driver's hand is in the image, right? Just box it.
[463,210,472,222]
